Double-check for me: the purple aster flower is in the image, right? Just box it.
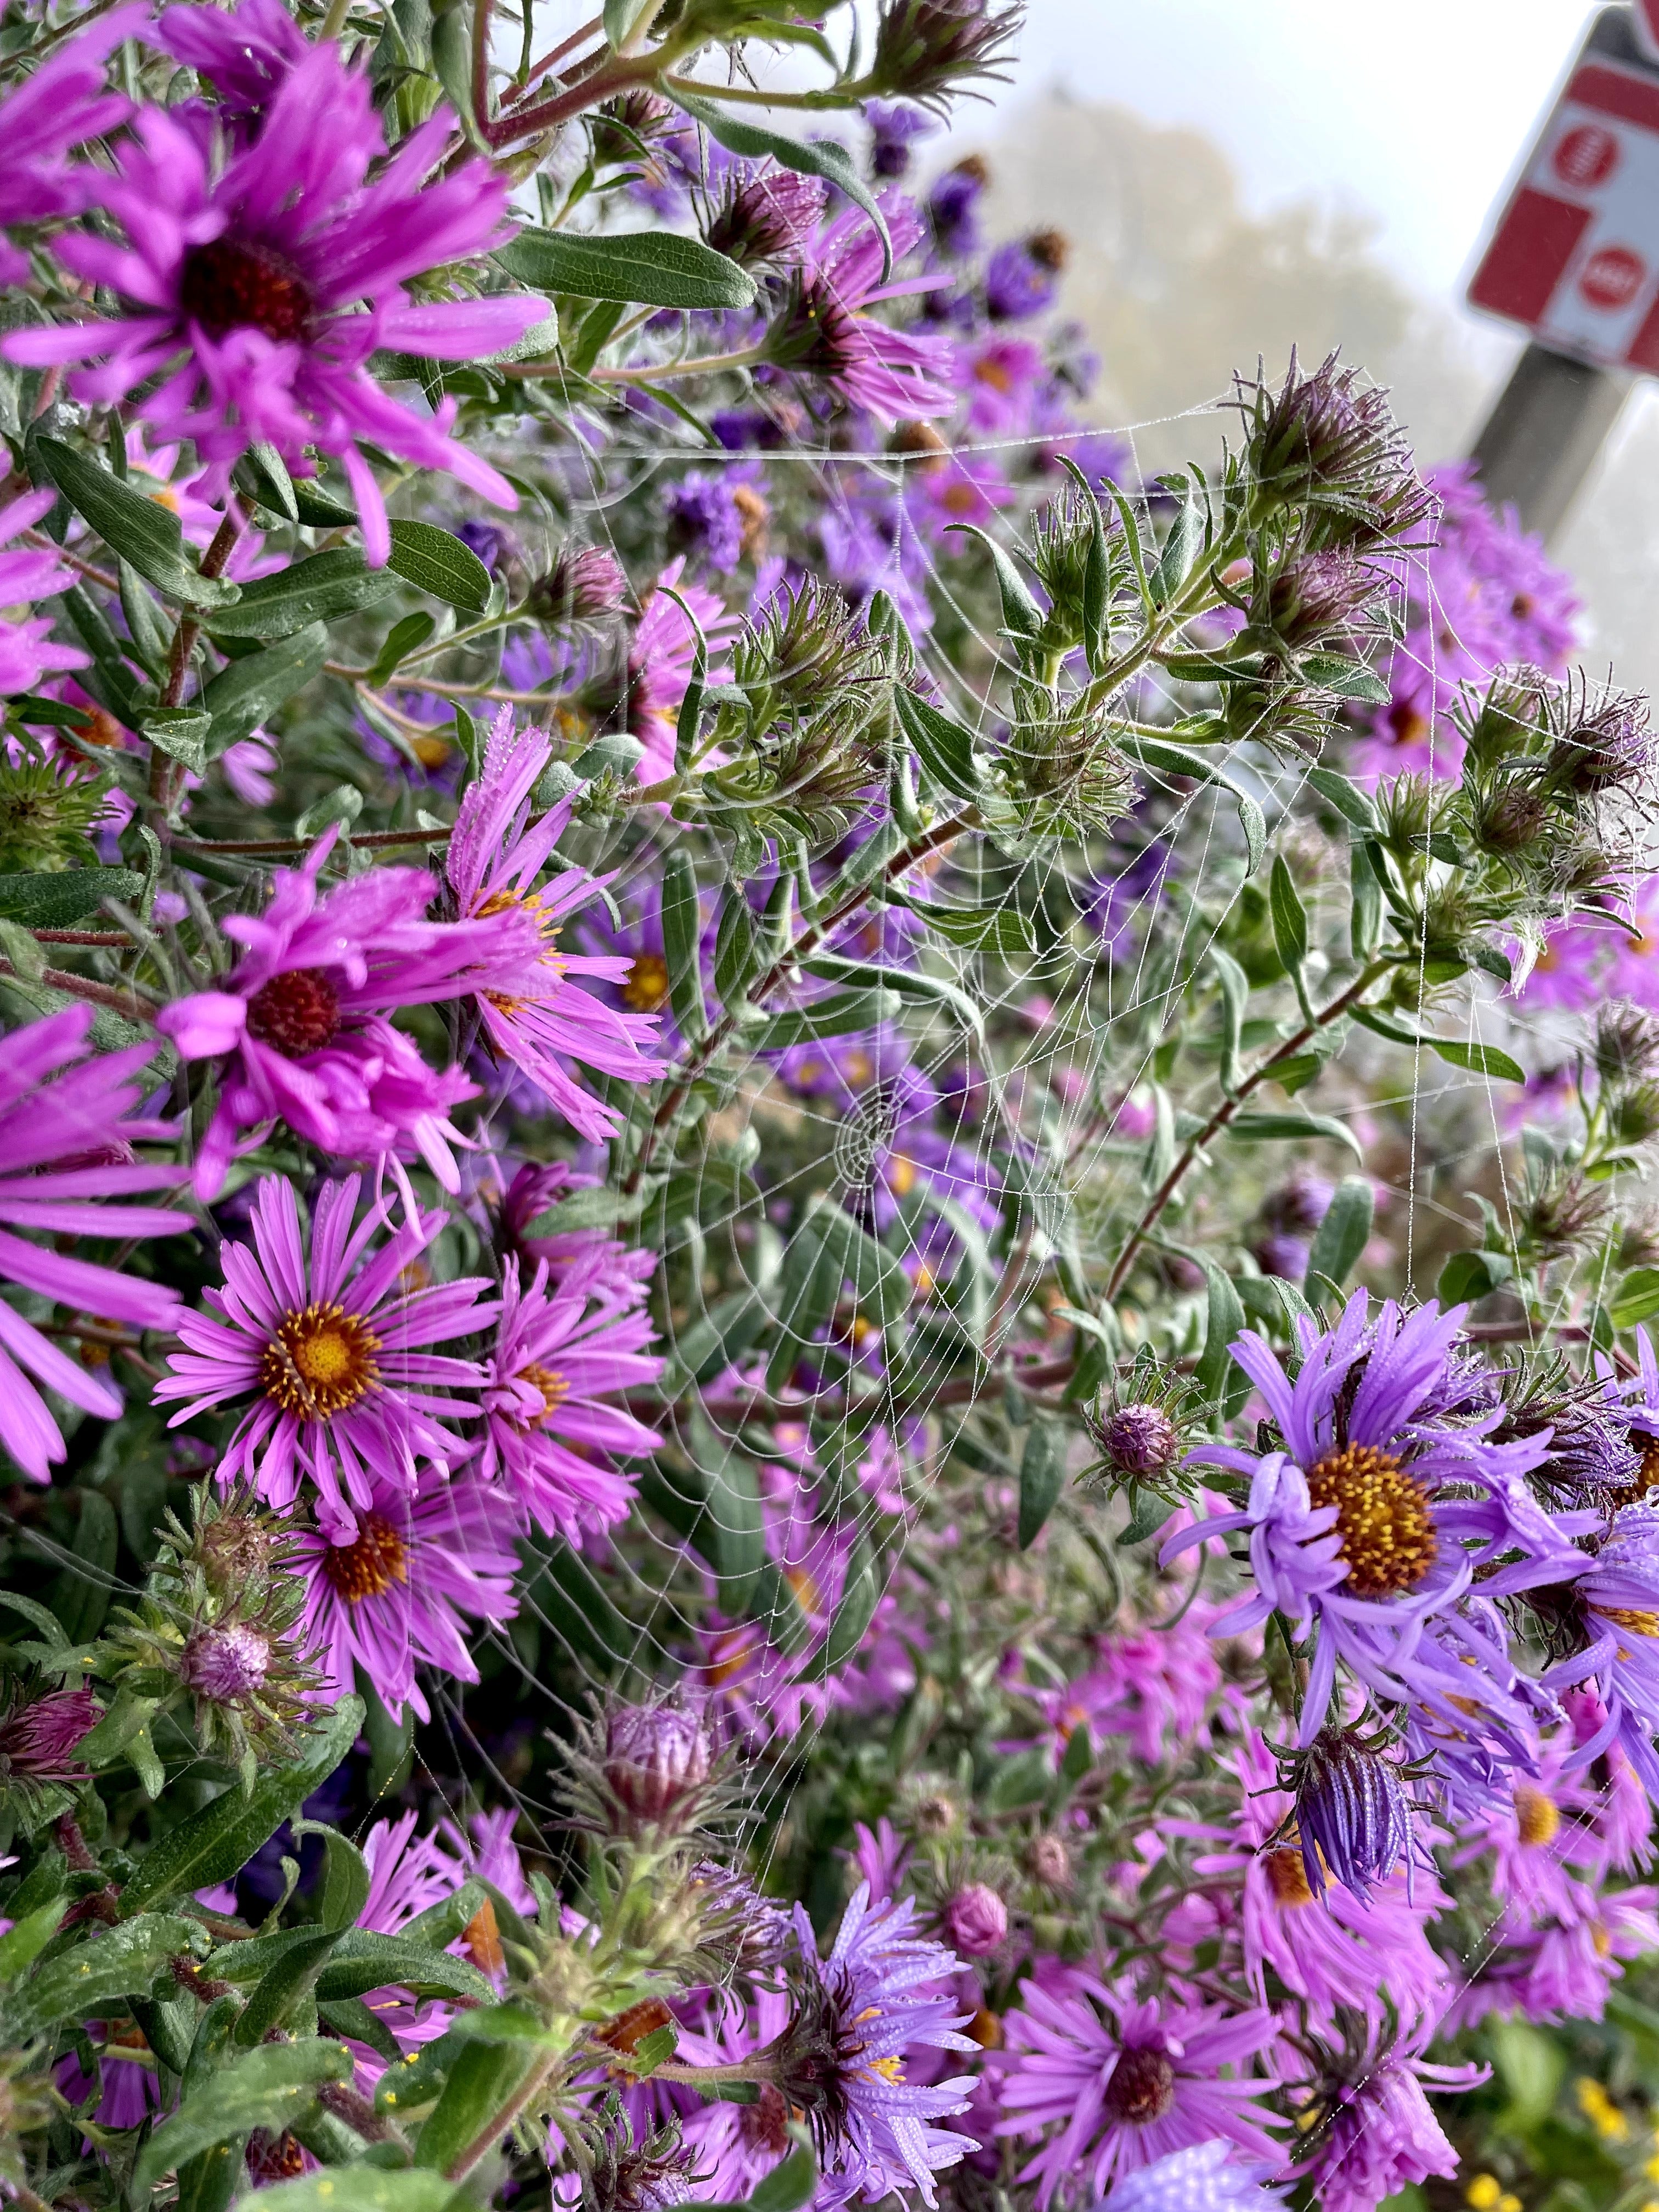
[995,1975,1282,2204]
[775,1880,977,2206]
[443,709,664,1138]
[865,102,936,179]
[477,1254,663,1542]
[155,1172,493,1538]
[663,470,750,574]
[1285,1724,1413,1902]
[1103,2141,1290,2211]
[985,232,1067,321]
[293,1465,521,1721]
[628,558,739,783]
[942,1883,1006,1957]
[1604,874,1659,1008]
[0,5,142,284]
[154,0,310,138]
[928,157,986,258]
[156,830,515,1198]
[3,43,540,563]
[1165,1290,1585,1749]
[0,487,91,695]
[531,544,630,625]
[0,1005,188,1481]
[771,194,957,425]
[0,1685,99,1785]
[1286,2015,1482,2212]
[1543,1503,1659,1800]
[486,1157,657,1303]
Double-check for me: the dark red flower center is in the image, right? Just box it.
[1101,2044,1177,2126]
[180,239,313,343]
[247,968,341,1057]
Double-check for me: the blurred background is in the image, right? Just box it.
[928,0,1659,690]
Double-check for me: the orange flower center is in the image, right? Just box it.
[259,1302,380,1419]
[1306,1442,1437,1599]
[321,1512,408,1605]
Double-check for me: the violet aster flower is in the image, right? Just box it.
[0,5,142,284]
[0,1005,189,1482]
[995,1975,1282,2204]
[1103,2142,1290,2211]
[293,1466,521,1721]
[155,1173,493,1538]
[444,709,664,1138]
[865,101,936,180]
[928,157,986,258]
[1165,1290,1584,1749]
[156,830,522,1197]
[3,42,540,563]
[487,1157,656,1303]
[0,487,91,696]
[771,194,956,425]
[154,0,309,138]
[774,1881,977,2206]
[985,232,1066,321]
[1286,2014,1482,2212]
[477,1254,663,1542]
[0,1685,99,1786]
[1542,1503,1659,1800]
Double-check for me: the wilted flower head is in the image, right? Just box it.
[1282,1724,1413,1902]
[0,1686,98,1786]
[584,2102,700,2212]
[1544,679,1655,798]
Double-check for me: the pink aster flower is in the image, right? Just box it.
[0,6,143,284]
[1509,913,1609,1008]
[1605,874,1659,1007]
[995,1974,1282,2204]
[0,487,91,696]
[0,1005,189,1481]
[478,1254,663,1543]
[293,1465,521,1721]
[627,557,740,786]
[155,1172,493,1537]
[774,193,956,424]
[2,42,540,562]
[444,709,663,1138]
[156,830,526,1197]
[1286,2016,1482,2212]
[154,0,310,138]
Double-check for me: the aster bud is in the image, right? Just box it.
[179,1622,272,1702]
[603,1701,713,1829]
[1284,1724,1411,1901]
[1471,778,1549,854]
[1235,348,1432,550]
[992,685,1139,839]
[865,0,1022,108]
[1092,1403,1181,1481]
[1255,547,1384,650]
[1025,1833,1071,1889]
[1596,999,1659,1086]
[0,1686,98,1785]
[531,546,629,626]
[1544,682,1655,798]
[942,1881,1007,1957]
[590,89,675,166]
[705,167,825,269]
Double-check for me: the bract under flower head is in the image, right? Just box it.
[2,37,540,562]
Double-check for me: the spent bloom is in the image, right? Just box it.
[155,1173,493,1538]
[0,488,91,696]
[1286,2015,1482,2212]
[157,830,522,1197]
[941,1882,1007,1957]
[2,36,540,561]
[444,709,664,1138]
[0,1006,188,1481]
[478,1254,664,1543]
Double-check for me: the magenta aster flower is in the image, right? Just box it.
[1605,874,1659,1008]
[2,42,540,561]
[0,487,91,695]
[444,709,663,1139]
[0,1684,99,1785]
[995,1974,1282,2205]
[774,194,956,424]
[627,557,739,785]
[1103,2142,1289,2211]
[0,1005,189,1481]
[155,1172,493,1537]
[294,1465,520,1722]
[154,0,309,138]
[1286,2016,1482,2212]
[0,5,142,284]
[477,1254,663,1543]
[1510,913,1610,1007]
[156,831,526,1197]
[778,1881,977,2207]
[1165,1290,1584,1751]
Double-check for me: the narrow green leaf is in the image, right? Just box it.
[751,989,901,1049]
[142,708,210,776]
[1305,1175,1374,1303]
[200,625,329,753]
[1151,472,1205,607]
[1211,945,1248,1097]
[1017,1419,1068,1549]
[366,611,437,687]
[37,439,241,609]
[1228,1110,1363,1160]
[713,889,760,1004]
[234,1927,344,2046]
[118,560,171,675]
[312,1928,493,2005]
[1,1914,202,2042]
[1268,854,1308,971]
[411,2038,539,2172]
[234,443,300,524]
[0,1896,67,1985]
[206,550,397,640]
[804,1193,911,1327]
[386,521,492,614]
[0,866,140,930]
[660,845,708,1042]
[893,688,983,799]
[670,94,891,279]
[1300,652,1391,704]
[1306,764,1380,832]
[1427,1036,1526,1084]
[1193,1257,1248,1416]
[945,522,1042,637]
[131,2040,354,2200]
[493,226,756,311]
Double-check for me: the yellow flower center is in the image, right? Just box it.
[1514,1783,1560,1849]
[259,1304,380,1419]
[321,1513,408,1605]
[1263,1846,1314,1906]
[623,953,671,1013]
[1599,1605,1659,1638]
[410,735,454,772]
[1306,1441,1438,1599]
[520,1362,570,1422]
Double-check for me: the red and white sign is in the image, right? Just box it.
[1468,46,1659,371]
[1635,0,1659,65]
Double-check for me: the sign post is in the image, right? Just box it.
[1463,5,1659,537]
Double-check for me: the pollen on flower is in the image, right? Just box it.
[179,238,313,342]
[1306,1441,1438,1598]
[1599,1604,1659,1637]
[259,1302,381,1418]
[1514,1782,1561,1848]
[1263,1845,1316,1906]
[1101,2044,1177,2126]
[321,1513,408,1604]
[520,1362,570,1420]
[622,953,671,1012]
[246,968,342,1057]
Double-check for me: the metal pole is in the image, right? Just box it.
[1468,341,1629,543]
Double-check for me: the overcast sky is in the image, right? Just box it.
[980,0,1599,307]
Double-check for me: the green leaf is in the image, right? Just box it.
[1,1914,202,2042]
[669,94,891,280]
[888,890,1034,956]
[802,1540,882,1681]
[1120,735,1264,873]
[1426,1036,1526,1084]
[120,1699,362,1914]
[713,889,760,1005]
[1611,1268,1659,1330]
[660,845,708,1042]
[317,1996,403,2066]
[234,443,300,524]
[945,522,1042,638]
[366,611,437,687]
[1151,471,1206,607]
[311,1928,494,2004]
[751,989,901,1050]
[0,1895,67,1985]
[765,1219,842,1394]
[1193,1259,1248,1415]
[1228,1110,1362,1161]
[386,521,492,614]
[37,439,242,610]
[1306,764,1380,833]
[1300,652,1391,704]
[131,2040,355,2201]
[397,1880,488,1956]
[1268,854,1308,971]
[804,1193,911,1327]
[603,0,656,43]
[411,2038,539,2172]
[0,863,140,928]
[893,688,984,800]
[257,2170,465,2212]
[201,624,329,753]
[1210,945,1248,1097]
[234,1926,345,2046]
[800,950,985,1036]
[1017,1419,1068,1549]
[1438,1250,1513,1308]
[119,559,171,675]
[206,550,398,640]
[494,225,756,311]
[142,708,210,776]
[1305,1175,1374,1304]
